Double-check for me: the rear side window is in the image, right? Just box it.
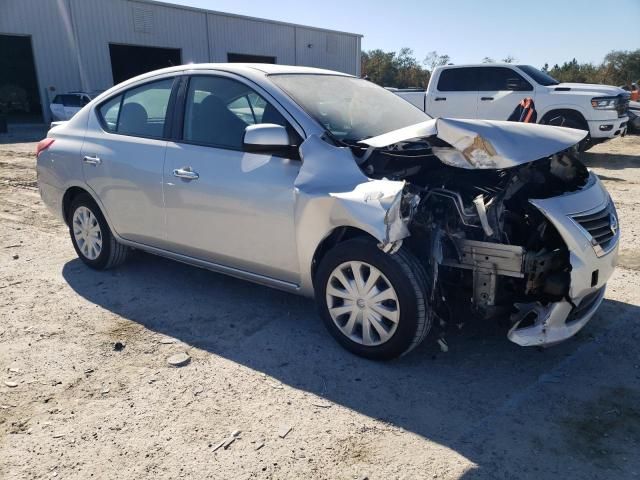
[98,78,174,138]
[437,68,480,92]
[99,96,121,130]
[479,67,533,91]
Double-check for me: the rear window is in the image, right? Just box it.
[437,68,480,92]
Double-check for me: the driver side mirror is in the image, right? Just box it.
[243,124,294,156]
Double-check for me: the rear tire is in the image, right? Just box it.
[68,193,129,270]
[314,237,431,360]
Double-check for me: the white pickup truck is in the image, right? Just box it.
[393,64,630,149]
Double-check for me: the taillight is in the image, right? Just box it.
[36,138,55,157]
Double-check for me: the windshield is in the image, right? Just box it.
[269,74,430,141]
[517,65,559,86]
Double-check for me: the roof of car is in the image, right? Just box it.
[129,63,352,80]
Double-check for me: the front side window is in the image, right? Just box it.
[182,76,287,149]
[479,67,532,91]
[97,78,174,138]
[437,68,480,92]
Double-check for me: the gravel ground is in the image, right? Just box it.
[1,125,639,479]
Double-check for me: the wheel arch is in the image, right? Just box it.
[310,226,378,287]
[539,108,589,130]
[61,185,118,238]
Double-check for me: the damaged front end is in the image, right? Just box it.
[325,118,619,347]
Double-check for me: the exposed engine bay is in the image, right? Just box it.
[343,124,592,346]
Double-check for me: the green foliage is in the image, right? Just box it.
[546,50,640,86]
[361,48,431,88]
[361,48,640,89]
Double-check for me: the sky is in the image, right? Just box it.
[164,0,639,68]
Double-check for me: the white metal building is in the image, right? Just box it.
[0,0,362,123]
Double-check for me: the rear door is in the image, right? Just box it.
[427,67,480,118]
[81,76,177,247]
[476,67,534,120]
[163,73,301,283]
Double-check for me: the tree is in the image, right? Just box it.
[423,50,450,72]
[361,48,431,88]
[482,57,495,63]
[502,55,515,63]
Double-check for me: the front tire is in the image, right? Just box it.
[314,237,431,360]
[541,111,592,152]
[68,193,129,270]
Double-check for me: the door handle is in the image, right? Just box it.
[481,97,494,101]
[83,155,101,165]
[435,97,447,101]
[173,167,199,180]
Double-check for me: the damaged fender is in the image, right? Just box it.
[294,135,416,295]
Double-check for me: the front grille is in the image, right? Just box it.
[572,203,617,250]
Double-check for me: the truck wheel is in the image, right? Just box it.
[541,111,592,151]
[68,193,129,270]
[314,237,431,360]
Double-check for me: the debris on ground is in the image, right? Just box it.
[212,430,241,452]
[4,381,18,388]
[278,425,293,439]
[113,341,125,351]
[167,352,191,367]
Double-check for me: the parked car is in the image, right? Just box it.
[50,92,102,121]
[36,64,619,359]
[393,64,630,150]
[627,100,640,133]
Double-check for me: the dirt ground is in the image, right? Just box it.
[1,125,639,480]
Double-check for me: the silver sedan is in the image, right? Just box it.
[37,64,619,359]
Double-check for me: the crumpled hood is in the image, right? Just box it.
[554,83,628,97]
[359,117,587,169]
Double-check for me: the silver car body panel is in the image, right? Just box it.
[360,117,587,169]
[508,175,619,346]
[36,63,619,348]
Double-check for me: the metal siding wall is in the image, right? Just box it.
[69,0,209,90]
[295,28,358,75]
[0,0,83,122]
[207,15,295,64]
[0,0,361,123]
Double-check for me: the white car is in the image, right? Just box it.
[50,92,99,121]
[394,64,630,150]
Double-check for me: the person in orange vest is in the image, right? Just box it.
[507,97,537,123]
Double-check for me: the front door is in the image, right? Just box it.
[163,74,301,283]
[476,67,535,121]
[82,77,175,246]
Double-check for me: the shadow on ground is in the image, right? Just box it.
[62,252,640,479]
[582,151,640,170]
